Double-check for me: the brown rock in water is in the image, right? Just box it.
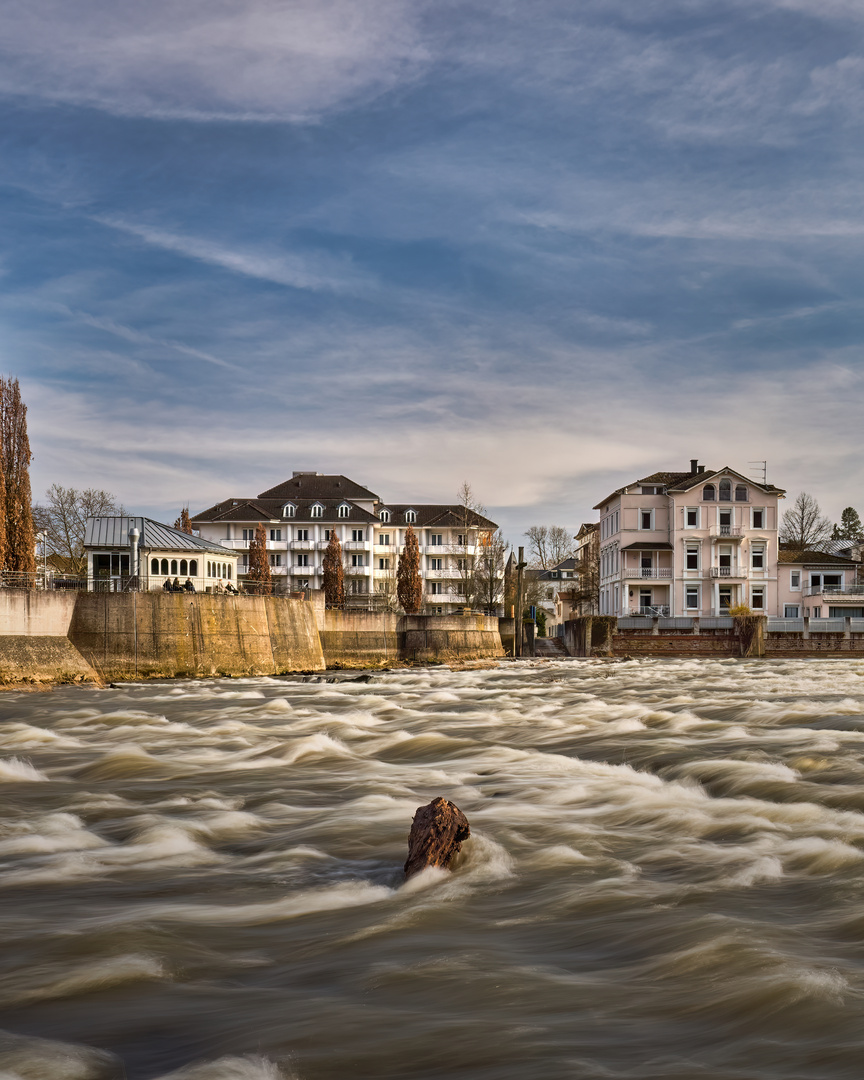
[404,796,470,878]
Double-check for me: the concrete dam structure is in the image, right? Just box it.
[0,590,505,685]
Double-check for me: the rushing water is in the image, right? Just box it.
[3,658,864,1078]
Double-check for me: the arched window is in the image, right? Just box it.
[189,560,197,576]
[338,504,350,518]
[735,485,748,502]
[282,503,295,518]
[207,562,211,577]
[405,510,417,523]
[161,558,169,575]
[379,509,390,522]
[719,479,731,502]
[222,563,227,577]
[311,504,323,518]
[702,485,715,501]
[151,558,159,574]
[171,559,178,575]
[227,566,232,580]
[180,559,187,575]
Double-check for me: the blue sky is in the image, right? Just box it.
[2,0,863,542]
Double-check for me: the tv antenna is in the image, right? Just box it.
[748,460,767,484]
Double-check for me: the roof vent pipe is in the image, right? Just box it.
[690,459,699,475]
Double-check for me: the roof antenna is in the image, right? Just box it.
[748,460,767,484]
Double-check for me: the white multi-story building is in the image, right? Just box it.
[191,472,500,611]
[594,460,786,617]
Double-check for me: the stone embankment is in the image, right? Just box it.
[0,590,504,686]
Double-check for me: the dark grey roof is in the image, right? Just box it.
[620,541,674,551]
[379,505,498,529]
[594,465,785,509]
[191,499,380,525]
[84,517,231,555]
[257,474,380,501]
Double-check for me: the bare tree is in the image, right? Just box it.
[35,485,125,576]
[454,481,488,605]
[524,525,575,569]
[246,521,272,595]
[397,524,423,613]
[174,507,193,534]
[473,529,508,614]
[780,493,833,554]
[322,530,345,608]
[0,377,36,582]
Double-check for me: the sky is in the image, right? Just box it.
[2,0,863,545]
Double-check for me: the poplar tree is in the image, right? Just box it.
[247,521,272,595]
[174,507,194,534]
[0,377,36,583]
[322,530,345,608]
[397,524,423,613]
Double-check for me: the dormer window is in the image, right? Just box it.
[702,484,715,501]
[405,510,417,523]
[379,509,390,522]
[338,504,350,518]
[719,479,732,502]
[282,503,296,518]
[311,504,323,518]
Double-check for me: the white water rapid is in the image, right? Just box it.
[2,658,864,1078]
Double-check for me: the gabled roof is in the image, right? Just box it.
[257,474,380,501]
[778,547,858,566]
[594,465,785,509]
[191,498,380,525]
[537,557,577,580]
[84,517,231,555]
[374,505,498,529]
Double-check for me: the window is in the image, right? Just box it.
[311,505,323,518]
[405,510,417,523]
[430,582,443,594]
[379,533,390,546]
[810,573,822,589]
[269,554,283,567]
[686,545,699,570]
[811,605,821,617]
[338,504,350,518]
[351,554,364,567]
[227,566,231,579]
[790,571,801,589]
[189,560,197,576]
[640,510,653,530]
[207,562,211,577]
[735,485,748,502]
[719,509,732,533]
[702,484,715,501]
[685,586,699,609]
[351,530,364,541]
[171,559,178,575]
[242,529,256,541]
[180,559,188,575]
[296,554,310,567]
[379,509,390,522]
[719,587,732,610]
[296,529,309,541]
[457,558,467,571]
[641,486,663,494]
[269,529,282,541]
[378,558,390,570]
[151,558,159,574]
[686,508,699,528]
[785,604,800,618]
[639,588,652,613]
[751,587,764,610]
[719,479,731,502]
[752,508,765,529]
[282,504,295,518]
[430,558,443,570]
[323,529,331,540]
[456,534,465,545]
[751,545,765,569]
[430,534,443,546]
[824,574,842,590]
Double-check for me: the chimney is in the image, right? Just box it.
[690,459,699,475]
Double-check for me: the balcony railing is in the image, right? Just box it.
[804,584,864,597]
[709,566,746,577]
[289,539,315,551]
[290,563,315,574]
[422,544,475,555]
[427,568,464,579]
[709,525,744,539]
[343,541,370,551]
[631,605,670,616]
[621,567,673,579]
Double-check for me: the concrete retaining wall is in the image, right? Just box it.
[320,610,504,668]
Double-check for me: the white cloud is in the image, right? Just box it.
[0,0,428,121]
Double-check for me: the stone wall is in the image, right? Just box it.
[320,610,504,668]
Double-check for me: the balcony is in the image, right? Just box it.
[219,539,248,549]
[426,591,465,603]
[343,541,371,551]
[290,563,315,574]
[423,544,475,555]
[289,539,315,551]
[427,568,464,579]
[709,525,744,539]
[344,564,371,575]
[621,567,673,579]
[804,584,864,598]
[374,544,398,553]
[266,540,288,550]
[709,566,747,578]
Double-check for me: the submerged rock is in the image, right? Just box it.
[404,796,470,879]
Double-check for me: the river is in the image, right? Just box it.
[2,658,864,1079]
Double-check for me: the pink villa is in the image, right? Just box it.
[595,460,786,617]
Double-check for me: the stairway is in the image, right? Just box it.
[534,636,569,658]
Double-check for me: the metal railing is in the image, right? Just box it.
[804,584,864,597]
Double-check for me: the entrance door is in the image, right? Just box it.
[640,588,652,614]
